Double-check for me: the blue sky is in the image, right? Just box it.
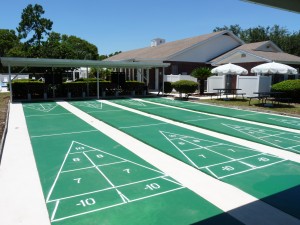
[0,0,299,55]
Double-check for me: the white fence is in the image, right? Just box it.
[207,75,225,92]
[236,75,271,96]
[207,75,272,96]
[165,74,197,83]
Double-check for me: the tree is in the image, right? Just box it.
[191,67,212,95]
[60,35,98,60]
[41,32,62,58]
[213,24,300,57]
[213,24,243,38]
[17,4,53,47]
[0,29,20,56]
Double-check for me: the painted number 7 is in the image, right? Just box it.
[74,178,81,184]
[123,169,130,174]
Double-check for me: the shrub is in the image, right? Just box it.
[271,79,300,102]
[11,80,45,99]
[164,81,173,94]
[122,81,145,95]
[171,80,198,98]
[62,80,112,97]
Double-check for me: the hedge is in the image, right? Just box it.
[122,81,145,94]
[10,79,146,99]
[271,79,300,102]
[62,81,113,97]
[11,80,45,99]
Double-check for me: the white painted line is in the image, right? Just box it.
[47,175,166,203]
[182,138,235,160]
[186,98,300,120]
[200,154,265,169]
[116,189,130,203]
[46,141,76,202]
[25,112,72,117]
[57,101,300,225]
[61,166,95,173]
[129,187,185,203]
[161,176,183,186]
[98,160,127,167]
[83,152,116,187]
[51,200,60,221]
[103,100,300,164]
[138,98,300,134]
[31,130,98,138]
[51,202,126,222]
[184,117,219,122]
[119,122,166,129]
[218,160,286,179]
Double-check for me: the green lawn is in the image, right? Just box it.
[0,92,10,138]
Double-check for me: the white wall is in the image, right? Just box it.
[207,75,225,92]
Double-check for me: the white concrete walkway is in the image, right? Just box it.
[0,103,50,225]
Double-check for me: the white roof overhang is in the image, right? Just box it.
[211,50,271,66]
[0,57,170,69]
[212,50,300,66]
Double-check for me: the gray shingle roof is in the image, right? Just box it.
[212,41,300,64]
[105,31,228,61]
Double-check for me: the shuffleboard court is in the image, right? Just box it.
[146,97,300,130]
[22,102,242,225]
[108,99,300,154]
[70,100,300,219]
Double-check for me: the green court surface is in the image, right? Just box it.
[108,99,300,154]
[22,102,242,225]
[70,100,300,219]
[146,97,300,130]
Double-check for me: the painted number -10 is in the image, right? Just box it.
[76,198,96,207]
[145,183,160,191]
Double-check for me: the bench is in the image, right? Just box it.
[235,93,246,99]
[271,98,292,105]
[247,96,264,105]
[204,92,218,99]
[222,92,246,99]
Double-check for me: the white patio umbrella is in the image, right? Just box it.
[211,63,248,75]
[251,62,297,74]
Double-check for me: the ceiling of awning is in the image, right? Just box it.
[0,57,170,69]
[242,0,300,13]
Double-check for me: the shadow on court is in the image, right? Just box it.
[192,185,300,224]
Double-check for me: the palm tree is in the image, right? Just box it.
[191,67,212,95]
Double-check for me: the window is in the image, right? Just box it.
[171,65,178,75]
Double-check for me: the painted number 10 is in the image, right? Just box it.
[145,183,160,191]
[76,198,96,207]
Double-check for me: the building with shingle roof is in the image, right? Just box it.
[211,40,300,75]
[105,31,300,90]
[105,30,243,90]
